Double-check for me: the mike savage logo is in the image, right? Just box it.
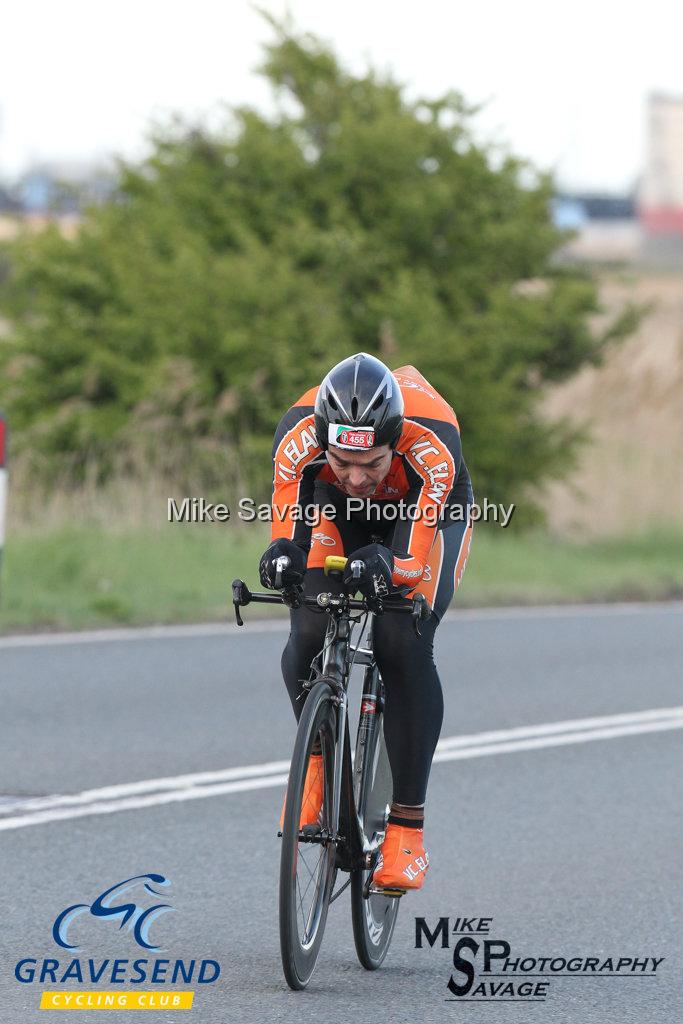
[415,915,666,1005]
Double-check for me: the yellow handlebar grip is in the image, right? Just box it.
[324,555,348,576]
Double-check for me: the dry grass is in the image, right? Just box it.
[6,271,682,542]
[6,471,192,537]
[541,271,683,537]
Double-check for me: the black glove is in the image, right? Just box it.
[259,539,307,590]
[342,544,394,600]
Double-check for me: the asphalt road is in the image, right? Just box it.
[1,603,682,1023]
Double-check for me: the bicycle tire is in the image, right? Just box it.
[350,689,400,970]
[279,680,338,990]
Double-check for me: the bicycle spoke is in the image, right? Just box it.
[297,846,319,887]
[294,835,326,945]
[295,853,320,918]
[296,853,320,908]
[296,884,307,940]
[296,861,323,943]
[299,858,324,908]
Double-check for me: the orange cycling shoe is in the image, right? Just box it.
[372,823,430,891]
[279,753,324,831]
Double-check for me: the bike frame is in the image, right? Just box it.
[316,603,386,868]
[231,571,428,870]
[232,563,426,988]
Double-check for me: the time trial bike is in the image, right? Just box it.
[232,551,430,990]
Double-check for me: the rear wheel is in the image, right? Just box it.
[350,686,400,969]
[351,864,400,969]
[279,681,338,990]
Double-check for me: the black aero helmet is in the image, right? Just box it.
[314,352,404,452]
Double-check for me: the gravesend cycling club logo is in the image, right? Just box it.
[13,872,221,1012]
[415,915,666,1005]
[53,873,173,951]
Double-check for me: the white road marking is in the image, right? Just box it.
[433,717,683,764]
[0,759,292,815]
[2,600,682,648]
[435,705,683,750]
[1,706,681,832]
[0,774,290,832]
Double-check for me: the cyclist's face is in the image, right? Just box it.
[325,444,394,497]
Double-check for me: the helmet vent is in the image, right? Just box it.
[314,353,404,450]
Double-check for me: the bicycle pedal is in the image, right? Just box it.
[278,825,322,840]
[368,886,405,898]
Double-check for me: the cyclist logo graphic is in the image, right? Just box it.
[371,573,389,597]
[311,531,336,547]
[52,874,174,952]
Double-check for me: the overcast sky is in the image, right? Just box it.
[1,0,682,191]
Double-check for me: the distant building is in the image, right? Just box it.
[639,93,683,262]
[10,161,115,216]
[552,193,636,226]
[0,184,21,213]
[551,197,589,231]
[552,192,638,264]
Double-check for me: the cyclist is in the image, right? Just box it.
[259,353,473,892]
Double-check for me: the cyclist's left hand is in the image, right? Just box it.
[343,544,394,599]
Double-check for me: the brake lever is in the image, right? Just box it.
[273,555,290,591]
[411,593,430,636]
[350,559,364,581]
[231,579,252,627]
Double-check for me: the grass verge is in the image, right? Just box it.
[1,523,682,633]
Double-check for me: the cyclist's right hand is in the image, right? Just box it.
[259,539,307,590]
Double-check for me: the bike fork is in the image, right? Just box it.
[331,695,347,841]
[321,616,351,844]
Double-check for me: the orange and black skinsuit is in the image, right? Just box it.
[270,365,473,806]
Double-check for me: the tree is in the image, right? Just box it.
[0,18,636,512]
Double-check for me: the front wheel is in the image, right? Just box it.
[279,681,338,990]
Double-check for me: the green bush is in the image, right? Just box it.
[0,18,636,512]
